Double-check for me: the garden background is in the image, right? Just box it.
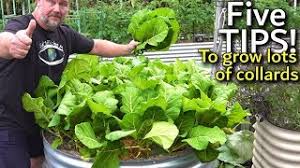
[2,0,299,44]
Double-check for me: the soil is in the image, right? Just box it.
[120,138,188,161]
[44,131,191,161]
[44,131,82,158]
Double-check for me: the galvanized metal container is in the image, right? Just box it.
[43,136,217,168]
[252,120,300,168]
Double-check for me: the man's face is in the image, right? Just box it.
[37,0,69,30]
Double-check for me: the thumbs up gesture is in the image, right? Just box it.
[9,19,36,59]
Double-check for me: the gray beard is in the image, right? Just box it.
[41,15,61,31]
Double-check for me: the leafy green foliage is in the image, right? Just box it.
[144,121,179,150]
[145,0,215,40]
[128,8,180,52]
[22,93,54,128]
[22,55,249,167]
[65,1,139,43]
[75,122,107,149]
[218,130,254,167]
[92,151,119,168]
[182,126,226,151]
[194,145,220,162]
[87,91,118,116]
[105,130,136,141]
[176,0,215,39]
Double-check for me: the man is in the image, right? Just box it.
[0,0,138,167]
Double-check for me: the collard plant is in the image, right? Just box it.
[128,8,180,52]
[22,55,251,167]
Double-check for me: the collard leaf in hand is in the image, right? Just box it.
[128,8,180,53]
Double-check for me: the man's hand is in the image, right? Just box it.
[126,40,139,55]
[9,19,36,59]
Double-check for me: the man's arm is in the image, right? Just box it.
[89,39,138,57]
[0,19,36,60]
[0,32,15,59]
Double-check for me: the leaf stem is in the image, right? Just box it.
[171,143,187,152]
[125,145,151,151]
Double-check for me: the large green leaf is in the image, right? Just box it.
[226,103,250,127]
[128,9,151,37]
[68,79,93,98]
[182,97,211,113]
[194,145,220,162]
[218,130,254,165]
[160,82,182,121]
[191,73,215,95]
[92,113,114,136]
[137,119,153,138]
[120,87,144,114]
[129,8,179,52]
[152,10,180,51]
[76,54,99,70]
[196,109,227,128]
[128,65,160,90]
[75,122,106,149]
[132,77,160,90]
[212,83,237,101]
[22,93,45,114]
[141,96,168,115]
[128,64,146,79]
[34,76,58,108]
[183,126,226,150]
[144,121,178,150]
[142,106,169,122]
[87,91,118,115]
[172,60,191,83]
[97,62,116,78]
[183,136,210,151]
[22,93,53,128]
[48,113,61,127]
[135,18,169,50]
[64,100,89,129]
[120,113,143,131]
[34,76,56,98]
[155,19,180,50]
[92,151,119,168]
[105,130,136,141]
[56,90,77,116]
[189,126,226,144]
[211,98,227,114]
[59,58,94,89]
[183,92,230,127]
[175,111,195,137]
